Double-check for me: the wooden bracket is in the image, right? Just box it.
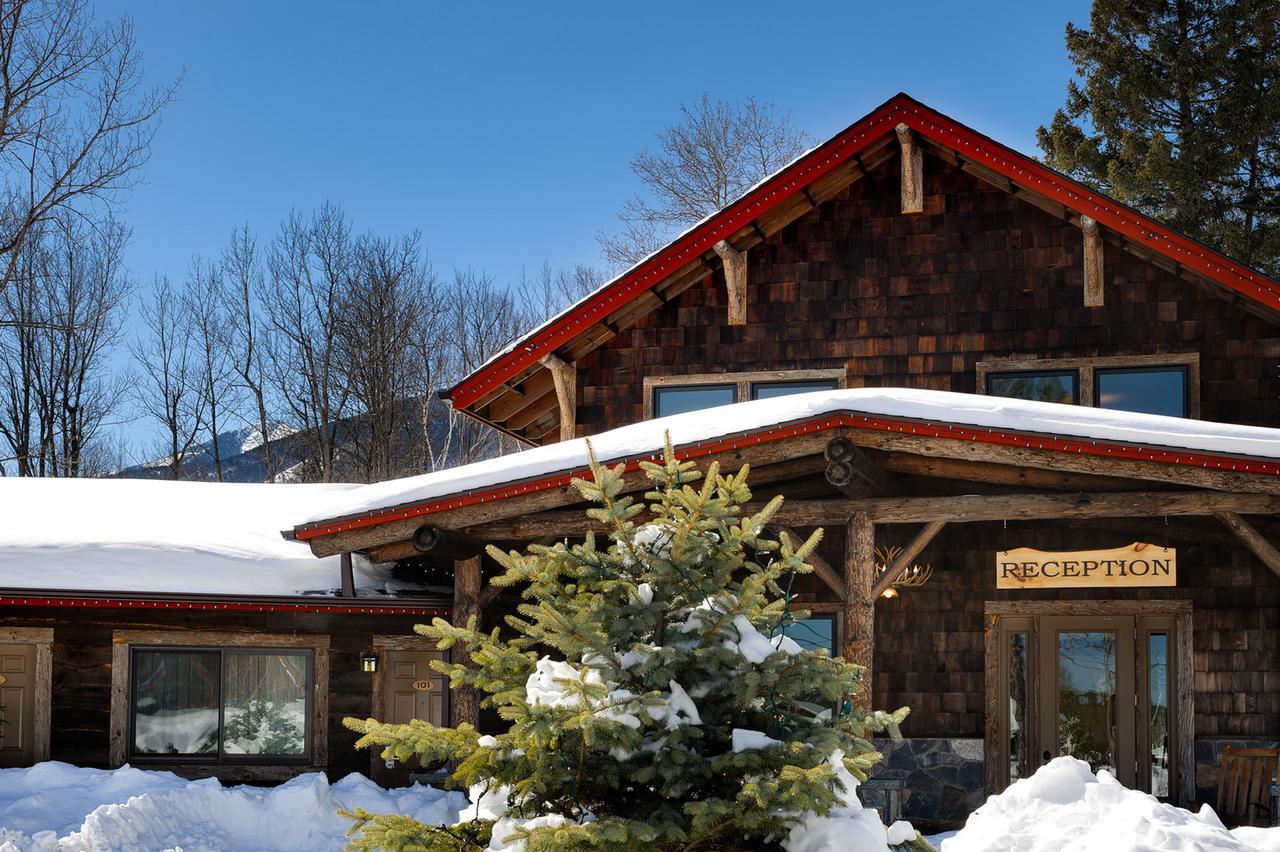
[1080,215,1105,306]
[538,353,577,443]
[778,527,845,600]
[895,123,924,214]
[1216,511,1280,579]
[712,239,747,326]
[872,520,946,598]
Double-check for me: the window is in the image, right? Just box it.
[986,371,1078,405]
[778,614,837,655]
[751,379,840,401]
[977,355,1199,419]
[1095,366,1188,418]
[653,384,736,418]
[645,370,845,419]
[130,647,313,763]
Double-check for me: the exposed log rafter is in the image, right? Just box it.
[712,239,747,326]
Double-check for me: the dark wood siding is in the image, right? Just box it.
[576,154,1280,434]
[863,522,1280,740]
[0,606,425,783]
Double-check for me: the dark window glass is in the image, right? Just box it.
[986,371,1078,405]
[653,385,735,418]
[132,650,221,757]
[1148,633,1170,797]
[751,379,839,400]
[130,648,311,763]
[778,616,836,655]
[223,652,309,757]
[1007,632,1030,782]
[1095,367,1188,418]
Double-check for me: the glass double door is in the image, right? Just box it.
[1001,611,1175,797]
[1038,616,1136,785]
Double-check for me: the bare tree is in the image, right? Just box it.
[517,261,608,322]
[0,0,176,300]
[221,224,278,480]
[336,231,430,482]
[131,276,204,479]
[598,94,810,267]
[183,255,239,481]
[262,204,353,483]
[0,215,129,475]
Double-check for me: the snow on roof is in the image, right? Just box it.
[299,387,1280,530]
[0,478,364,597]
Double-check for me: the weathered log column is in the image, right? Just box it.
[450,556,482,728]
[843,512,876,709]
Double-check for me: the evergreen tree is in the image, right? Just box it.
[1037,0,1280,275]
[342,444,926,851]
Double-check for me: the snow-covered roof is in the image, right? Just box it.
[0,478,369,597]
[296,387,1280,536]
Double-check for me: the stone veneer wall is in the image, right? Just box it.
[871,737,984,827]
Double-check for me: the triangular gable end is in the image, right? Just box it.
[444,92,1280,440]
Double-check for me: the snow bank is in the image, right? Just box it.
[302,387,1280,526]
[0,761,467,852]
[0,478,372,597]
[938,756,1280,852]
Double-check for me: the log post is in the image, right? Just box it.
[339,552,355,597]
[843,512,876,709]
[1080,215,1104,306]
[712,239,747,326]
[538,353,576,443]
[895,123,923,214]
[450,556,482,728]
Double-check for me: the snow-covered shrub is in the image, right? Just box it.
[343,441,926,851]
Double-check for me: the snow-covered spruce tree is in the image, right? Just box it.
[343,443,928,851]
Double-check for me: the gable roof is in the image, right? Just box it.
[293,387,1280,550]
[443,92,1280,441]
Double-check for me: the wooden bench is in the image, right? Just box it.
[1216,746,1280,827]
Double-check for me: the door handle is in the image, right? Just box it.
[1043,750,1052,764]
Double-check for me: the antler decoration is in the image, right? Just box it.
[874,544,933,594]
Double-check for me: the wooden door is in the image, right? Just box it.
[0,644,36,767]
[1037,615,1136,787]
[375,648,448,785]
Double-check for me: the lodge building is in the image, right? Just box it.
[2,93,1280,828]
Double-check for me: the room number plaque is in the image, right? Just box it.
[411,679,433,691]
[996,542,1176,589]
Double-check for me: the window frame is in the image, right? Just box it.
[976,353,1200,419]
[1093,364,1191,419]
[777,612,839,656]
[643,369,846,419]
[110,630,329,769]
[984,369,1080,405]
[651,383,737,419]
[127,645,316,766]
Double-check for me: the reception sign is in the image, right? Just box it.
[996,542,1176,589]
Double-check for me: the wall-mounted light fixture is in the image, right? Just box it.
[361,653,378,673]
[874,545,933,598]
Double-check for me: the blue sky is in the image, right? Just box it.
[97,0,1091,292]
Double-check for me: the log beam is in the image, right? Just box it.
[538,353,577,443]
[1080,214,1105,306]
[825,438,900,495]
[459,490,1280,539]
[1216,511,1280,579]
[843,513,876,709]
[872,520,946,598]
[450,556,482,729]
[895,123,924,214]
[778,527,844,599]
[712,239,747,326]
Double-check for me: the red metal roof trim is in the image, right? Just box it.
[294,412,1280,542]
[0,595,450,615]
[444,93,1280,412]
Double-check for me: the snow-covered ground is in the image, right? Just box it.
[929,757,1280,852]
[0,762,466,851]
[3,757,1279,851]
